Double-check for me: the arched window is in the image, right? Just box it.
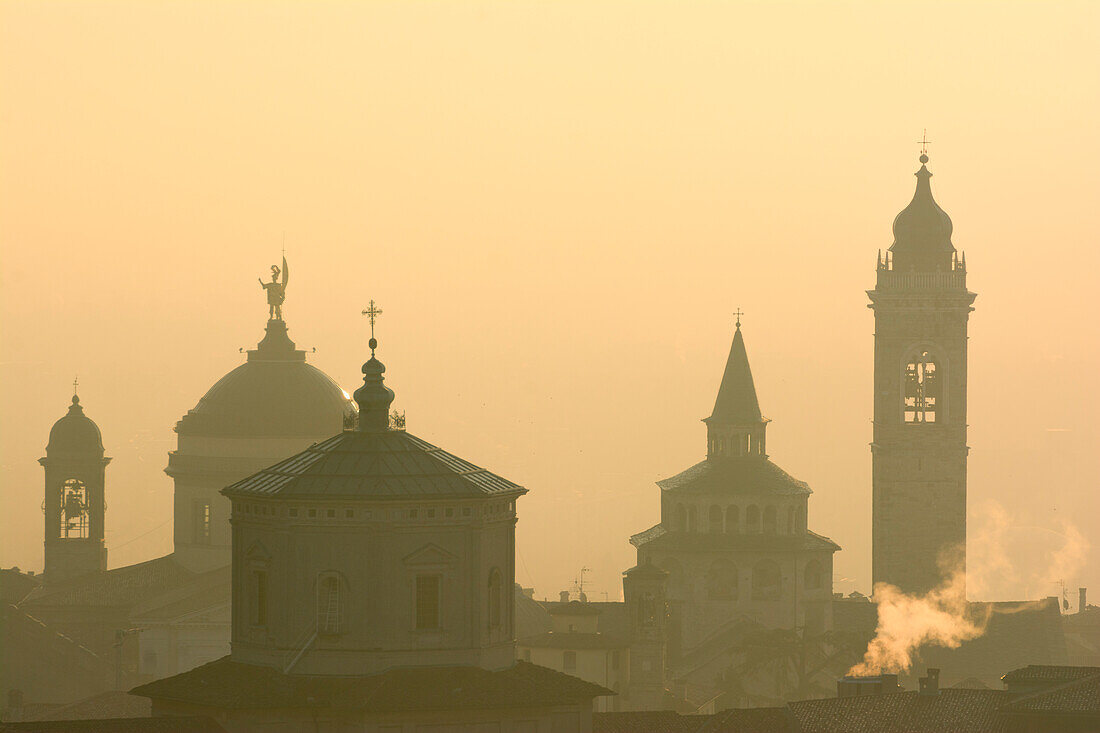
[706,560,738,601]
[904,351,941,423]
[317,573,343,634]
[752,560,781,601]
[763,506,777,535]
[726,506,739,534]
[59,478,89,539]
[674,504,687,532]
[708,505,723,534]
[488,568,503,628]
[804,560,823,591]
[687,506,697,533]
[746,505,761,533]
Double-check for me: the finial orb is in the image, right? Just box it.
[919,153,929,164]
[71,395,80,405]
[369,337,378,350]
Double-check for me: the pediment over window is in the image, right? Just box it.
[402,543,458,567]
[245,541,272,563]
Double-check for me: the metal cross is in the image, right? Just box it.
[734,308,744,328]
[362,300,383,334]
[918,129,931,155]
[72,376,79,396]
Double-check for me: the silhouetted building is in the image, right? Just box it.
[627,320,839,706]
[167,318,354,573]
[517,600,630,711]
[868,153,977,596]
[40,395,110,583]
[10,273,356,701]
[133,321,608,731]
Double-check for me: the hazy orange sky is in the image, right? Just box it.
[2,1,1098,603]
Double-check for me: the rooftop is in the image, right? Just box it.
[131,657,609,712]
[657,457,811,497]
[222,429,526,500]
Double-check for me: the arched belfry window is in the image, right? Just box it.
[904,351,941,423]
[317,573,343,634]
[488,568,503,628]
[59,478,89,539]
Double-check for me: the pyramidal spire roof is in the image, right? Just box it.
[705,323,763,426]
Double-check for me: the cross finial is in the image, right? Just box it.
[918,129,931,156]
[362,299,383,356]
[734,308,744,329]
[72,376,79,396]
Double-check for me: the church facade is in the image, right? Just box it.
[627,321,839,704]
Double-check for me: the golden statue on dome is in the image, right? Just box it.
[258,255,289,320]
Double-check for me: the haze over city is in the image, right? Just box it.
[1,3,1098,730]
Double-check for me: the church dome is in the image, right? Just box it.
[47,396,104,454]
[176,320,355,439]
[889,155,956,271]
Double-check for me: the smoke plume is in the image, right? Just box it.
[848,502,1090,676]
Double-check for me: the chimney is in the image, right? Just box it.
[559,590,570,603]
[918,668,941,696]
[837,674,902,698]
[1080,588,1087,613]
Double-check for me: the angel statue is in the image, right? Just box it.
[259,256,289,320]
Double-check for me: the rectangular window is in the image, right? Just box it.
[345,509,354,518]
[427,508,436,518]
[409,508,419,519]
[194,501,211,544]
[563,650,577,672]
[445,507,454,517]
[415,575,440,630]
[611,650,620,670]
[252,570,268,626]
[463,507,471,517]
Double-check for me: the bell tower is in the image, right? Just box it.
[40,392,110,582]
[868,153,977,597]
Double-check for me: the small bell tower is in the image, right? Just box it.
[40,390,110,582]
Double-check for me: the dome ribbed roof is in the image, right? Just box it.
[47,396,104,454]
[176,320,355,438]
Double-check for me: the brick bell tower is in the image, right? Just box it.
[868,152,977,597]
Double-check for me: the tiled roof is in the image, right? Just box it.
[129,564,230,623]
[1000,671,1100,714]
[222,430,526,499]
[5,718,225,732]
[517,631,629,650]
[1001,664,1100,684]
[657,458,811,497]
[788,688,1011,733]
[19,555,194,608]
[698,706,793,732]
[593,711,708,733]
[132,657,609,711]
[1,568,41,604]
[633,528,839,553]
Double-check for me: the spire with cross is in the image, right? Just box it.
[734,308,744,329]
[73,376,79,398]
[362,300,383,356]
[917,129,931,164]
